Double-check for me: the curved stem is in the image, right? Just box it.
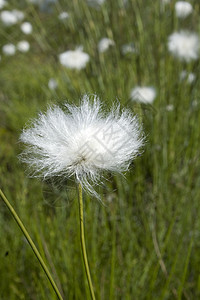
[0,189,63,300]
[78,183,96,300]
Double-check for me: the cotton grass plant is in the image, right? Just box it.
[1,0,200,298]
[1,95,144,299]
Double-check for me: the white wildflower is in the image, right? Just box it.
[175,1,193,18]
[168,31,199,62]
[59,48,90,70]
[58,11,69,20]
[19,95,144,197]
[180,70,196,83]
[48,78,58,90]
[166,104,174,111]
[130,86,156,104]
[98,38,115,53]
[21,22,33,34]
[187,73,196,83]
[0,10,18,25]
[0,9,24,25]
[12,9,24,21]
[2,43,16,56]
[0,0,7,9]
[121,43,136,55]
[17,41,30,53]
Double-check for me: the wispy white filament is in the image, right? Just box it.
[19,95,144,197]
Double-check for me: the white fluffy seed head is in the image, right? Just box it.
[175,1,193,19]
[0,0,7,9]
[21,22,33,34]
[2,43,16,56]
[59,48,90,70]
[58,11,69,20]
[98,38,115,53]
[168,31,199,62]
[17,40,30,53]
[0,9,24,26]
[19,95,144,197]
[130,86,156,104]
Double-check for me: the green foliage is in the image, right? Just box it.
[1,0,200,299]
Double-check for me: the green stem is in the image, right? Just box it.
[0,189,63,300]
[78,183,96,300]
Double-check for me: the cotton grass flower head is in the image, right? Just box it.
[58,11,69,20]
[180,70,196,83]
[48,78,58,90]
[168,31,199,62]
[121,43,136,55]
[17,41,30,53]
[21,22,33,34]
[0,9,24,26]
[175,1,193,18]
[0,0,7,9]
[2,43,16,56]
[12,9,24,21]
[0,10,18,26]
[59,47,90,70]
[19,95,144,197]
[130,86,156,104]
[98,38,115,53]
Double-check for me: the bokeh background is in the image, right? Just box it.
[1,0,200,299]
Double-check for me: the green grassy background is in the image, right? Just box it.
[1,0,200,299]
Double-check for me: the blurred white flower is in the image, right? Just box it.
[59,48,90,70]
[168,31,199,62]
[121,43,136,55]
[166,104,174,111]
[21,22,33,34]
[12,9,24,21]
[48,78,58,90]
[0,10,18,25]
[175,1,193,18]
[17,41,30,53]
[180,70,196,83]
[187,73,196,83]
[58,11,69,20]
[19,95,144,197]
[130,86,156,104]
[2,43,16,56]
[0,9,24,25]
[98,38,115,53]
[0,0,7,9]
